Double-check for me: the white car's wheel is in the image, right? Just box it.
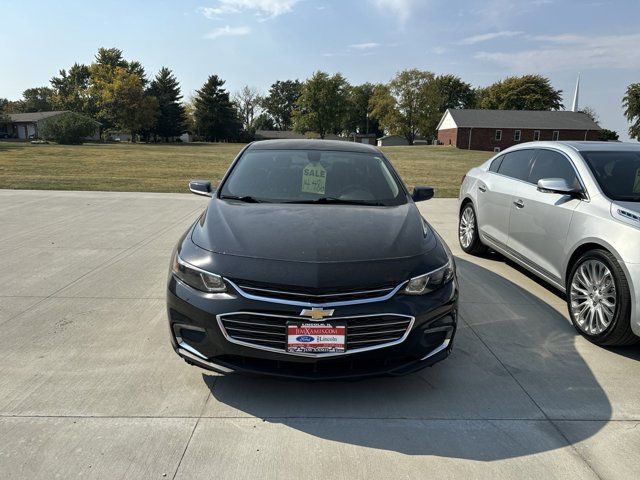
[568,249,638,346]
[458,203,486,255]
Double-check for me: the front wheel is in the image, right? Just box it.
[458,203,487,255]
[567,249,638,346]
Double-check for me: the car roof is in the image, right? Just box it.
[506,140,640,153]
[247,139,379,153]
[558,141,640,152]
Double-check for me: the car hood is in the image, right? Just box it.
[191,199,436,263]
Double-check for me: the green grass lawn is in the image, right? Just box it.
[0,141,491,198]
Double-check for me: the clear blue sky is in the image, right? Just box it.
[1,0,639,140]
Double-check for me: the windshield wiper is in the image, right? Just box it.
[219,195,264,203]
[287,197,384,206]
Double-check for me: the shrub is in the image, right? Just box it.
[40,113,98,144]
[599,128,620,141]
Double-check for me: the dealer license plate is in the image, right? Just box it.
[287,322,346,354]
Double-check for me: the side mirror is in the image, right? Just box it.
[412,186,435,202]
[537,178,582,196]
[188,180,213,197]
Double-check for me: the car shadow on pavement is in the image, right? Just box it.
[203,258,613,461]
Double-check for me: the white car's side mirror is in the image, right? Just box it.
[537,178,582,197]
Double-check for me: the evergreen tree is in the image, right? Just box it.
[148,67,186,141]
[94,47,128,69]
[194,75,242,142]
[251,112,276,131]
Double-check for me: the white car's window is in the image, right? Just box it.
[489,155,504,172]
[582,151,640,202]
[497,149,535,182]
[529,150,580,189]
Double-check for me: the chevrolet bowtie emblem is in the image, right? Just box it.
[300,307,335,320]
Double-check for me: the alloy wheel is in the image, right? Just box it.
[570,259,617,335]
[459,206,476,249]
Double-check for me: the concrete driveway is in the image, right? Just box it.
[1,189,639,479]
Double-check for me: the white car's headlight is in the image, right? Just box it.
[172,253,226,293]
[403,260,455,295]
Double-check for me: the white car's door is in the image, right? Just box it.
[477,149,536,248]
[507,149,582,283]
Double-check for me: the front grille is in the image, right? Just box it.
[218,313,413,355]
[232,281,398,304]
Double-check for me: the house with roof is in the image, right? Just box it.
[436,109,601,152]
[0,110,100,140]
[376,134,429,147]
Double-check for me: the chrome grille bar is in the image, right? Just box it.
[225,278,408,308]
[217,312,414,358]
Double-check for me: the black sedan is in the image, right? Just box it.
[167,139,458,379]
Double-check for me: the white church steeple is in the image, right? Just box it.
[571,73,581,112]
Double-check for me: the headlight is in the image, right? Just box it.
[172,253,226,293]
[403,260,455,295]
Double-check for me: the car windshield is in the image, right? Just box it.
[219,149,407,206]
[581,150,640,202]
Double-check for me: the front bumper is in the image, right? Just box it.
[167,276,458,380]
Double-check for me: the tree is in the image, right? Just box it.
[182,97,196,134]
[93,67,158,140]
[51,63,94,115]
[233,86,262,130]
[89,47,156,136]
[343,83,383,137]
[579,106,599,123]
[293,71,349,138]
[369,69,435,145]
[194,75,242,142]
[599,129,619,141]
[421,75,476,139]
[94,47,128,69]
[262,80,302,130]
[623,83,640,140]
[433,74,475,110]
[478,75,563,111]
[148,67,186,141]
[19,87,56,112]
[251,112,275,131]
[39,113,98,144]
[0,98,9,125]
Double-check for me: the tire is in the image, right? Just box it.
[458,202,487,255]
[567,249,638,346]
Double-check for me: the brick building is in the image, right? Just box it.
[436,109,601,152]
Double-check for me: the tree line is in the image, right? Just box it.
[1,47,636,144]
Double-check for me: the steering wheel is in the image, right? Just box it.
[337,184,375,200]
